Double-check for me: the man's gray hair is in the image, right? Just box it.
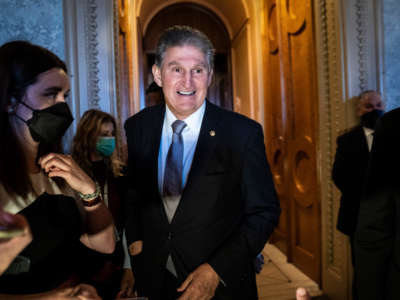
[359,90,381,100]
[154,25,215,70]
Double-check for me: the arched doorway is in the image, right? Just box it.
[142,3,233,110]
[120,0,257,119]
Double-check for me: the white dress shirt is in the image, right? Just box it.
[157,101,206,277]
[158,101,206,221]
[363,126,374,152]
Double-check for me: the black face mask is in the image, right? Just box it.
[361,109,384,129]
[17,102,74,144]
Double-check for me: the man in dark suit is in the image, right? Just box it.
[332,90,384,300]
[355,106,400,299]
[333,91,384,235]
[124,25,280,300]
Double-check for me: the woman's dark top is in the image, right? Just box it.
[0,193,82,294]
[73,160,127,300]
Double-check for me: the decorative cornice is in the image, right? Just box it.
[355,0,368,91]
[85,0,100,108]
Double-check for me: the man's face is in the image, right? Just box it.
[358,92,385,116]
[152,45,213,120]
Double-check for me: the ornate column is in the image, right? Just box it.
[342,0,383,123]
[63,0,117,133]
[314,0,383,299]
[315,0,349,298]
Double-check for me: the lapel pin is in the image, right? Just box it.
[209,130,216,137]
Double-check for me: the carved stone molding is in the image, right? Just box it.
[85,0,101,108]
[314,0,349,299]
[341,0,381,104]
[355,0,368,91]
[64,0,117,117]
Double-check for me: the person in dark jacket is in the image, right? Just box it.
[332,90,384,300]
[124,25,280,300]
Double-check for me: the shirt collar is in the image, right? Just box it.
[363,126,374,135]
[165,100,206,133]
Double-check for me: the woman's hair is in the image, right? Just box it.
[72,109,124,178]
[0,40,67,198]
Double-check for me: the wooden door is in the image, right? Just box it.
[115,0,133,161]
[264,0,321,284]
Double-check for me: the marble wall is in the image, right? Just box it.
[383,0,400,111]
[0,0,64,59]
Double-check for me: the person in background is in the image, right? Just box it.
[332,90,384,300]
[72,109,134,299]
[145,81,164,107]
[355,104,400,298]
[124,25,280,300]
[0,40,115,299]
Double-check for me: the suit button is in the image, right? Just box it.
[168,232,173,240]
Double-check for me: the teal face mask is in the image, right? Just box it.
[96,136,116,157]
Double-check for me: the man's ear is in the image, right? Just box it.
[6,96,17,114]
[152,64,162,87]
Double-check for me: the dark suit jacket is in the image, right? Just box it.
[355,108,400,300]
[124,101,280,299]
[332,125,369,236]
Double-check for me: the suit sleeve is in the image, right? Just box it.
[331,133,363,236]
[208,123,281,285]
[332,136,349,192]
[355,116,396,299]
[124,119,142,248]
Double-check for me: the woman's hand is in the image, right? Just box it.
[72,284,102,300]
[38,153,95,195]
[43,284,101,300]
[0,210,32,275]
[0,284,102,300]
[39,154,115,254]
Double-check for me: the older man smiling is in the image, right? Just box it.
[124,25,280,300]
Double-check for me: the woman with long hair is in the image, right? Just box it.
[72,109,134,299]
[0,40,115,299]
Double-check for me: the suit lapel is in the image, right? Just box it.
[356,125,370,155]
[171,101,223,225]
[143,105,174,226]
[146,105,165,197]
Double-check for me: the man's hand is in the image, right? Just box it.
[177,263,220,300]
[129,240,143,256]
